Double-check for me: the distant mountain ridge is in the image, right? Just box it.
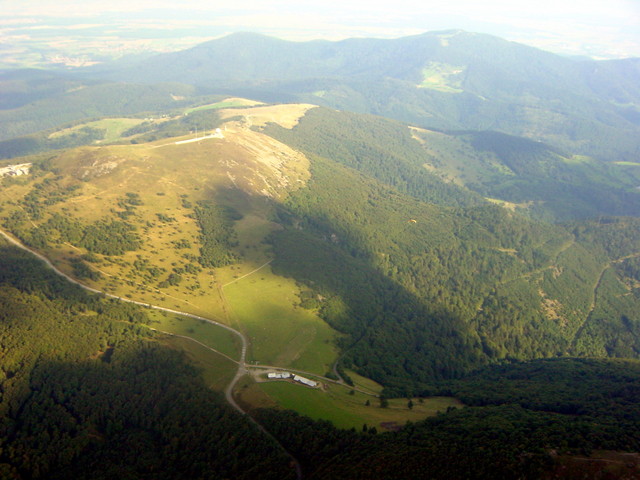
[0,30,640,162]
[2,31,639,161]
[100,30,638,96]
[62,30,640,162]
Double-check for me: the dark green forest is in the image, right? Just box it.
[266,132,640,395]
[0,81,202,143]
[264,108,482,208]
[265,107,640,221]
[194,201,241,268]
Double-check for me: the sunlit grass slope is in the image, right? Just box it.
[0,103,340,385]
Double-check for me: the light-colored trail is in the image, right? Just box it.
[222,260,273,287]
[571,251,640,349]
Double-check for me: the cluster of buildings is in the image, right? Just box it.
[0,163,32,177]
[267,371,318,388]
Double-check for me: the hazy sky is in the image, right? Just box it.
[1,0,639,60]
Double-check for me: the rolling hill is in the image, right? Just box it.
[4,31,640,162]
[2,102,640,396]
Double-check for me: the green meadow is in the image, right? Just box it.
[217,203,340,376]
[255,380,463,430]
[185,99,262,114]
[344,369,384,395]
[49,118,147,143]
[223,266,339,375]
[418,62,465,93]
[146,309,240,361]
[160,335,237,391]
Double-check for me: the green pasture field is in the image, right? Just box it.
[185,99,261,114]
[255,380,463,430]
[563,155,592,164]
[614,161,640,166]
[160,335,237,391]
[223,266,339,375]
[344,369,383,394]
[216,204,340,376]
[49,118,147,143]
[146,309,240,361]
[485,197,532,212]
[418,62,465,93]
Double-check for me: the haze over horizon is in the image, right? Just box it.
[1,0,639,68]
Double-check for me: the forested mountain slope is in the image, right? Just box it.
[2,219,640,479]
[0,69,95,110]
[265,107,640,220]
[2,25,640,478]
[267,154,640,393]
[3,31,639,162]
[1,97,640,477]
[413,128,640,220]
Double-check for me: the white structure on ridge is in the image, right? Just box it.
[0,163,32,177]
[268,372,292,379]
[174,127,224,145]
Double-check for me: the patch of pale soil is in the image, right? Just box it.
[221,97,264,107]
[539,288,568,327]
[485,197,535,212]
[495,248,518,255]
[409,125,447,139]
[219,103,317,129]
[221,124,311,197]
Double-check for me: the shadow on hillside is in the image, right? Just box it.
[267,224,485,396]
[0,346,293,480]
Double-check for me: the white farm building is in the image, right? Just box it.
[293,375,318,388]
[265,371,318,388]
